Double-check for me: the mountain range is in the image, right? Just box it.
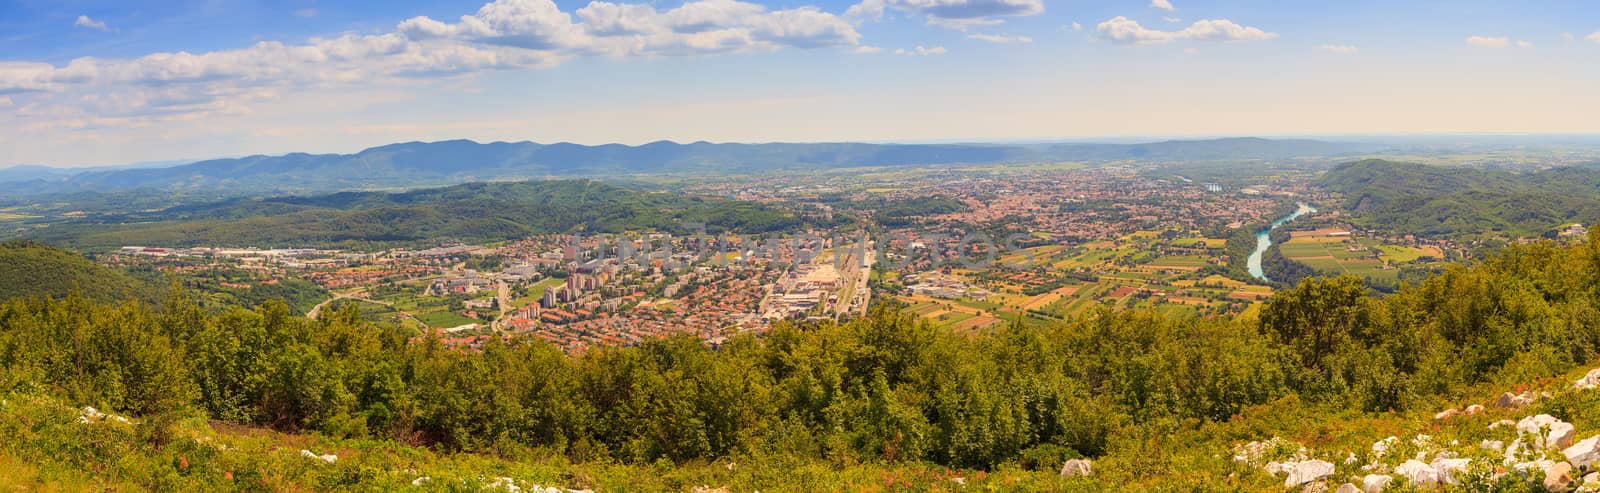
[1,137,1385,195]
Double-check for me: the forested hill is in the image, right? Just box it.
[0,242,154,303]
[1316,159,1600,238]
[4,137,1384,195]
[24,180,838,249]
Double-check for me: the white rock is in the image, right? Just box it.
[1393,460,1438,487]
[1519,414,1577,450]
[1431,458,1471,485]
[1545,462,1574,492]
[1434,408,1460,420]
[412,477,430,486]
[484,477,522,492]
[1565,435,1600,469]
[1465,404,1485,415]
[1060,458,1092,477]
[1513,459,1554,473]
[1371,436,1397,461]
[1482,440,1506,453]
[298,449,336,464]
[1363,473,1388,493]
[1285,460,1336,488]
[1361,474,1392,493]
[1495,391,1533,409]
[1335,483,1361,493]
[1265,461,1289,475]
[1576,368,1600,390]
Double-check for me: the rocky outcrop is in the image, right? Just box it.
[1543,462,1573,492]
[1393,460,1437,488]
[299,449,337,464]
[1284,460,1335,488]
[1564,435,1600,470]
[1518,414,1576,450]
[1060,459,1093,477]
[1575,368,1600,390]
[1360,474,1392,493]
[76,406,132,424]
[1495,391,1535,409]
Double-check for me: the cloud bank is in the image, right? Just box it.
[1097,16,1277,45]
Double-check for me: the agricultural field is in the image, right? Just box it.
[898,230,1271,328]
[1279,231,1440,284]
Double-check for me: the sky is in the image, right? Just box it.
[2,0,1600,167]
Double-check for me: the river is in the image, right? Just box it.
[1247,202,1317,282]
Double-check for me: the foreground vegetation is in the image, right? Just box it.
[1,231,1599,490]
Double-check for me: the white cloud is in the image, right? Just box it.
[294,8,319,18]
[894,45,947,56]
[1587,32,1600,43]
[0,96,12,107]
[1162,17,1181,24]
[1516,40,1533,48]
[852,45,883,54]
[401,0,860,55]
[0,0,864,131]
[1097,16,1276,45]
[1069,21,1082,32]
[1151,0,1175,12]
[1466,35,1509,48]
[966,33,1032,43]
[74,15,110,32]
[848,0,1042,29]
[1319,44,1358,54]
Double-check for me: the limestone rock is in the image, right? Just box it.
[1394,460,1438,488]
[1434,408,1460,420]
[1361,474,1392,493]
[1496,391,1534,409]
[1519,414,1577,450]
[1465,404,1485,415]
[1285,460,1335,488]
[1431,458,1471,485]
[1576,368,1600,390]
[1060,458,1092,477]
[1334,483,1361,493]
[298,449,337,464]
[1544,462,1573,492]
[1564,435,1600,470]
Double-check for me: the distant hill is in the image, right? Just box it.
[0,242,153,303]
[0,165,73,184]
[26,180,842,249]
[1316,159,1600,238]
[11,138,1383,195]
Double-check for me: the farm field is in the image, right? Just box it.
[898,229,1273,329]
[1278,233,1440,284]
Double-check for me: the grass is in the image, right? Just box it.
[415,310,479,329]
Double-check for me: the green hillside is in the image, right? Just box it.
[1316,159,1600,238]
[0,241,153,303]
[26,180,842,249]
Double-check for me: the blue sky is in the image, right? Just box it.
[3,0,1600,167]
